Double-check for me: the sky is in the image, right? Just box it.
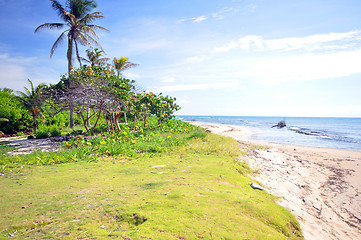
[1,0,361,117]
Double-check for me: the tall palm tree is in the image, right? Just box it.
[35,0,108,73]
[113,57,139,77]
[35,0,108,128]
[81,48,109,66]
[17,80,47,133]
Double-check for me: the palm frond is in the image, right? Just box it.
[113,57,139,76]
[87,24,109,32]
[82,26,99,39]
[50,0,69,22]
[35,23,64,33]
[50,30,68,58]
[80,12,105,24]
[69,0,97,19]
[80,56,91,64]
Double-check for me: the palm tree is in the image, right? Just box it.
[35,0,108,73]
[17,80,46,133]
[81,48,109,66]
[35,0,108,128]
[113,57,139,77]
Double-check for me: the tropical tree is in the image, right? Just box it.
[113,57,139,77]
[81,48,109,66]
[35,0,108,73]
[35,0,108,128]
[17,80,47,133]
[80,48,109,126]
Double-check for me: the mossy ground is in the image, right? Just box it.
[0,133,303,239]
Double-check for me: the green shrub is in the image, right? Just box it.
[35,131,49,139]
[50,129,61,137]
[16,132,24,136]
[71,129,83,135]
[93,123,108,133]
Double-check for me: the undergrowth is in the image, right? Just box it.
[0,119,206,172]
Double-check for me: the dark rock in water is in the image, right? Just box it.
[27,135,35,139]
[250,182,264,191]
[272,120,286,128]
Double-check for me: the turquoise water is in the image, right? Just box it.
[176,115,361,151]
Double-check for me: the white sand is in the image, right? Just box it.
[190,122,361,240]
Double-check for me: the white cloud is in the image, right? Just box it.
[186,55,210,63]
[215,31,361,52]
[179,6,239,24]
[0,63,28,90]
[153,82,239,92]
[161,77,176,83]
[212,7,238,20]
[177,15,208,24]
[192,15,207,23]
[0,53,60,91]
[245,4,257,13]
[247,49,361,84]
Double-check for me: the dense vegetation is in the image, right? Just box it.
[0,64,179,136]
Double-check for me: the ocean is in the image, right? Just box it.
[176,115,361,151]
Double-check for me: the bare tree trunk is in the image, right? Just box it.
[69,102,74,128]
[103,111,110,131]
[124,111,128,126]
[112,111,120,131]
[91,103,103,135]
[87,108,91,127]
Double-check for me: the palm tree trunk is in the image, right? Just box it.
[67,38,73,74]
[32,113,38,133]
[67,38,75,128]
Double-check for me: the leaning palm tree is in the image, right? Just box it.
[35,0,108,73]
[17,80,47,133]
[113,57,139,77]
[35,0,108,128]
[81,48,109,66]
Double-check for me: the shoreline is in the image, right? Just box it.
[190,121,361,240]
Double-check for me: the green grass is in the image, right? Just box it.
[0,130,303,239]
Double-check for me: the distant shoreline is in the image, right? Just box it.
[179,115,361,151]
[189,121,361,240]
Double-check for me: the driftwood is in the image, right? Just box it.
[272,120,286,128]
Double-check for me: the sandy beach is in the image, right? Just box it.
[190,122,361,240]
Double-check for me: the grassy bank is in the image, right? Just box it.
[0,120,303,239]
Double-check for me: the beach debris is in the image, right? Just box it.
[152,165,166,168]
[8,230,17,237]
[250,182,264,191]
[271,120,286,128]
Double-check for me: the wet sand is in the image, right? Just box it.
[190,122,361,240]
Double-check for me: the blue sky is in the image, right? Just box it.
[1,0,361,117]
